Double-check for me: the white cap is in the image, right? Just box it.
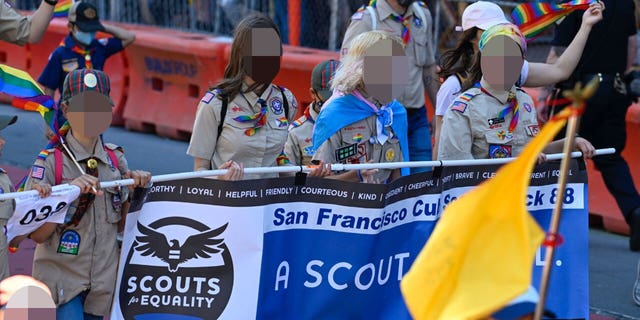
[455,1,510,32]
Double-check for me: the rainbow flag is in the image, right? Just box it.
[53,0,73,18]
[511,0,595,40]
[0,64,45,98]
[0,64,59,133]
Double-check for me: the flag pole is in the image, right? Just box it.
[533,77,599,320]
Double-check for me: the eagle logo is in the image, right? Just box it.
[134,222,228,272]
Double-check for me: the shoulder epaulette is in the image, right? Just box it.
[451,88,482,114]
[104,143,124,154]
[458,87,482,102]
[36,147,57,162]
[291,115,308,128]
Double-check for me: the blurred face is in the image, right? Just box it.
[64,91,113,138]
[480,35,523,90]
[242,28,281,84]
[362,39,409,104]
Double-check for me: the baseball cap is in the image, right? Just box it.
[455,1,510,32]
[311,59,339,101]
[62,69,114,105]
[0,115,17,131]
[68,1,106,32]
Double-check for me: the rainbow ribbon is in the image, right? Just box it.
[511,0,595,40]
[53,0,73,18]
[276,151,290,166]
[232,98,268,136]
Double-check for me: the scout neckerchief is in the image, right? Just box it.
[312,92,410,176]
[233,91,270,136]
[59,38,94,69]
[369,0,411,45]
[352,90,395,145]
[477,82,520,138]
[389,14,411,45]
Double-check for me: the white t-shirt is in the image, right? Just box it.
[435,60,530,116]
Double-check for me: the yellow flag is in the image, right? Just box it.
[400,108,573,320]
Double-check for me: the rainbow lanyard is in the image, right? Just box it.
[478,83,519,133]
[233,93,268,136]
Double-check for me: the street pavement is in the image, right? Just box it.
[1,104,639,319]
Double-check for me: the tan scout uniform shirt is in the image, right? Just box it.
[312,115,403,183]
[0,171,14,280]
[25,134,129,315]
[438,80,540,160]
[188,84,298,180]
[284,104,319,166]
[0,0,31,45]
[340,0,435,109]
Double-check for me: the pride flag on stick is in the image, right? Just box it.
[511,0,595,41]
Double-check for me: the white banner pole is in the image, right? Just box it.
[1,148,614,201]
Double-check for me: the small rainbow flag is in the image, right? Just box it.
[53,0,73,18]
[511,0,595,40]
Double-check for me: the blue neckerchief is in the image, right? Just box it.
[312,93,410,176]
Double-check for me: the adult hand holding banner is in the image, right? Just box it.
[6,184,80,246]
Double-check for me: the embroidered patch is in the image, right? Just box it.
[353,133,363,142]
[62,60,79,73]
[523,102,532,112]
[497,130,513,141]
[352,11,364,20]
[0,186,4,194]
[451,101,467,113]
[270,98,284,115]
[57,229,81,255]
[201,92,216,104]
[231,106,242,113]
[414,17,422,28]
[526,124,540,137]
[276,117,288,127]
[304,138,312,143]
[489,144,512,159]
[304,146,316,156]
[336,143,358,161]
[31,165,45,180]
[487,117,505,126]
[385,148,395,161]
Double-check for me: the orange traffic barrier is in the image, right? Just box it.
[122,29,228,140]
